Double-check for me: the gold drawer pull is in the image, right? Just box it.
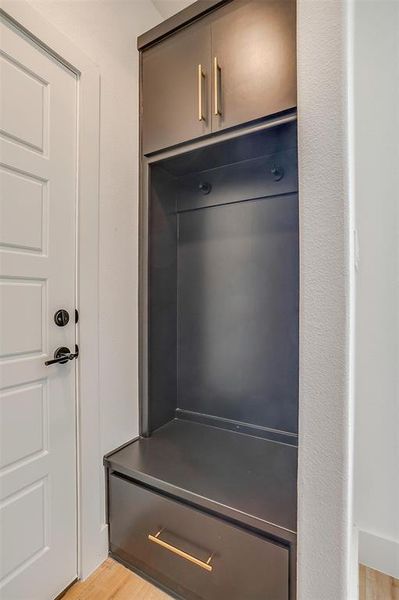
[198,64,205,121]
[213,56,222,116]
[148,530,213,572]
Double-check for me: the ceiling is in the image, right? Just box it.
[151,0,194,19]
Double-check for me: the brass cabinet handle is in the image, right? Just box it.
[213,56,221,116]
[198,64,205,121]
[148,529,214,572]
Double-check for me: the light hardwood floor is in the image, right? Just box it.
[63,558,399,600]
[63,559,170,600]
[359,564,399,600]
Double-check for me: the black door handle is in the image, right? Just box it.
[45,345,79,366]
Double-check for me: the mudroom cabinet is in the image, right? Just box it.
[141,0,296,154]
[106,1,299,599]
[142,17,212,154]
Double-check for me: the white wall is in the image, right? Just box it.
[152,0,192,19]
[353,0,399,579]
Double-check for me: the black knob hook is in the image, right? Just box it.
[199,182,212,195]
[271,166,284,182]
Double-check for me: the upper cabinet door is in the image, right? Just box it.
[211,0,296,132]
[142,21,212,155]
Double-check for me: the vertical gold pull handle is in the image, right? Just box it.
[214,57,221,116]
[148,529,214,572]
[198,64,205,121]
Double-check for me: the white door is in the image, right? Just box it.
[0,16,77,600]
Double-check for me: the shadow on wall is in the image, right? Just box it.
[151,0,195,20]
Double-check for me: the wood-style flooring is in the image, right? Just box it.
[359,564,399,600]
[63,557,399,600]
[62,558,170,600]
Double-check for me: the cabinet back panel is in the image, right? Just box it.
[176,148,297,212]
[177,193,298,434]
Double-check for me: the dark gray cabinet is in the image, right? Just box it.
[142,19,212,154]
[211,0,296,132]
[141,0,296,154]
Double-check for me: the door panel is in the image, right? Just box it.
[0,167,45,252]
[0,383,46,470]
[142,18,212,154]
[0,17,77,600]
[211,0,296,132]
[0,50,46,151]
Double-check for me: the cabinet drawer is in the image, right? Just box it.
[109,473,289,600]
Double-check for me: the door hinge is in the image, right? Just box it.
[75,309,79,324]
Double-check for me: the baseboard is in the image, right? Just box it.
[358,529,399,579]
[350,526,359,600]
[80,523,109,580]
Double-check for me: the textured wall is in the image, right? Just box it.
[297,0,355,598]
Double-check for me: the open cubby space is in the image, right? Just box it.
[147,120,299,444]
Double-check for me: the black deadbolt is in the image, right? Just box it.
[54,309,70,327]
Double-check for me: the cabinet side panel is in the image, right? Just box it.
[148,170,178,430]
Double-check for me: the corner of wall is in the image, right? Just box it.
[296,0,355,597]
[358,530,399,580]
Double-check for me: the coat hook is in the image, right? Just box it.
[271,166,284,181]
[199,182,212,195]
